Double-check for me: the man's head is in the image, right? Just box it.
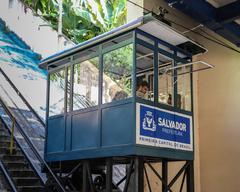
[137,80,149,94]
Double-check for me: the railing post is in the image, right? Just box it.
[9,117,15,155]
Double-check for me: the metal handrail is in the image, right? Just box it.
[0,159,18,192]
[57,72,94,108]
[9,117,15,155]
[0,98,66,192]
[0,115,46,186]
[0,67,45,127]
[0,77,47,181]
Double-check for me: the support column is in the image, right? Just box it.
[82,161,89,192]
[187,161,194,192]
[106,158,113,192]
[162,160,168,192]
[134,157,144,192]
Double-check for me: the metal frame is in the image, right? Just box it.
[135,29,194,115]
[162,61,214,76]
[47,28,194,120]
[45,28,196,191]
[47,30,135,120]
[58,157,194,192]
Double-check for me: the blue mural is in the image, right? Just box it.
[0,18,46,75]
[0,18,47,120]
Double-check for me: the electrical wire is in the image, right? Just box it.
[126,0,240,54]
[166,18,240,54]
[198,28,237,50]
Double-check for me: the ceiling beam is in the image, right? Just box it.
[216,1,240,24]
[164,0,240,47]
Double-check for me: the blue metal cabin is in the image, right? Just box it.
[40,14,208,164]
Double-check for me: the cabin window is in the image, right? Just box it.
[73,56,99,110]
[158,53,174,106]
[102,32,133,50]
[158,43,174,55]
[137,33,154,46]
[102,44,133,103]
[136,44,154,101]
[49,69,66,117]
[176,63,192,111]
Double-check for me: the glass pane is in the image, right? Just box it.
[73,57,99,110]
[158,53,173,106]
[137,33,154,45]
[102,32,133,50]
[66,67,71,112]
[73,46,99,61]
[136,44,154,101]
[177,65,192,111]
[103,44,133,103]
[49,69,66,117]
[158,43,173,54]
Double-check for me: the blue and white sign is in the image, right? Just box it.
[136,103,193,151]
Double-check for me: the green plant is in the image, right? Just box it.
[20,0,127,43]
[103,44,133,94]
[77,0,126,32]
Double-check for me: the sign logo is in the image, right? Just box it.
[142,111,156,131]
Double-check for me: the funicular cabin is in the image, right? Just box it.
[40,14,212,191]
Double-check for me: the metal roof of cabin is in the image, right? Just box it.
[39,14,207,70]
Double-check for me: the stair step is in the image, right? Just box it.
[0,147,22,155]
[9,170,36,177]
[4,161,29,169]
[0,140,16,148]
[0,136,11,141]
[0,128,7,133]
[14,177,41,186]
[8,167,36,172]
[18,185,45,192]
[0,132,10,137]
[3,154,25,161]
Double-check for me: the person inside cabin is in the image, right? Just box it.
[112,90,128,101]
[167,94,172,105]
[136,80,149,99]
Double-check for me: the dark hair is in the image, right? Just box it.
[137,80,149,88]
[112,90,128,101]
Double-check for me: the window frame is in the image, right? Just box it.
[47,29,194,119]
[72,54,100,111]
[102,42,134,104]
[135,29,193,114]
[48,66,69,118]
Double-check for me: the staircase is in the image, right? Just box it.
[0,120,45,192]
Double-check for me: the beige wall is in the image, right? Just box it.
[128,0,240,191]
[127,0,144,22]
[196,33,240,192]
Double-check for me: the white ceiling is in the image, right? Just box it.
[206,0,237,7]
[235,19,240,25]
